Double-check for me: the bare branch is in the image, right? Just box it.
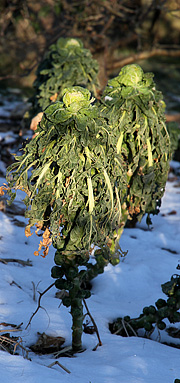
[25,282,55,329]
[107,48,180,72]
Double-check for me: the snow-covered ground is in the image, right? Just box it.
[0,160,180,383]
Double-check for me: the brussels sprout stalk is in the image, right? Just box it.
[71,297,84,351]
[110,275,180,337]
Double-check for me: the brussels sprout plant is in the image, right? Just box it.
[101,64,171,225]
[4,61,171,352]
[6,86,128,351]
[31,37,99,115]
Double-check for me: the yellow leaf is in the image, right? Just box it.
[87,176,94,214]
[117,132,123,154]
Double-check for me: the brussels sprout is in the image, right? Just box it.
[124,316,131,322]
[55,278,72,290]
[155,298,167,309]
[78,289,91,299]
[157,321,166,330]
[62,296,71,307]
[54,251,64,265]
[51,266,64,279]
[143,306,150,315]
[148,305,157,315]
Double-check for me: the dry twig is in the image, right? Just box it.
[0,258,32,266]
[0,333,30,358]
[0,322,23,329]
[47,360,71,374]
[25,282,55,329]
[83,298,102,350]
[114,319,138,337]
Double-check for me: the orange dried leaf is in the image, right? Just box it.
[25,226,33,237]
[35,222,43,235]
[42,238,51,247]
[0,184,8,196]
[0,186,5,196]
[50,93,58,102]
[34,251,39,256]
[43,228,51,239]
[38,241,43,251]
[41,247,50,258]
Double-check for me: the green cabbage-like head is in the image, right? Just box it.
[56,37,83,52]
[64,38,82,49]
[63,87,91,107]
[118,64,144,86]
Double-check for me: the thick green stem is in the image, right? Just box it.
[70,297,84,351]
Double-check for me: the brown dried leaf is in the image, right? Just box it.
[167,210,177,215]
[30,112,43,131]
[30,332,65,354]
